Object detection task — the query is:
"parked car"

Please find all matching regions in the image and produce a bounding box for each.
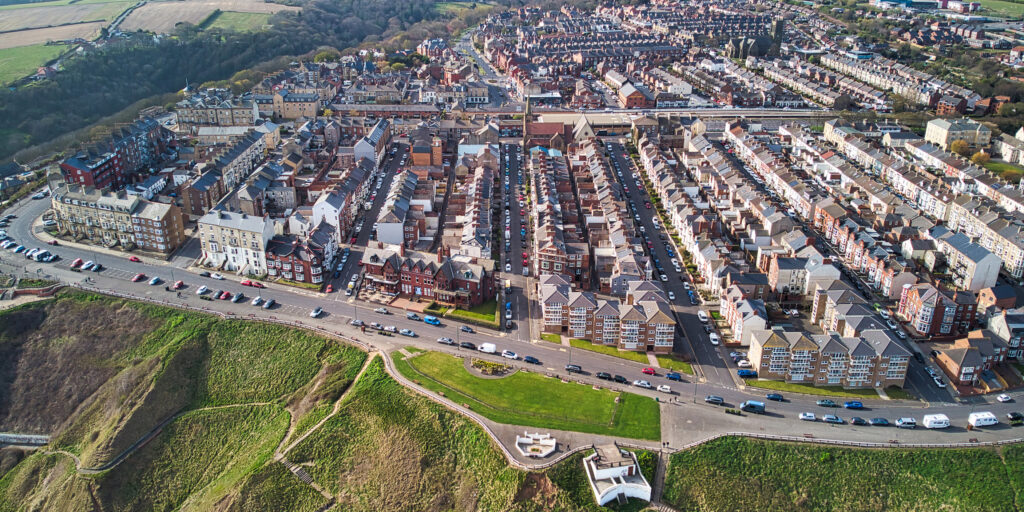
[310,307,323,318]
[399,329,416,337]
[459,341,476,350]
[129,256,141,262]
[501,350,518,360]
[613,375,628,384]
[437,337,454,345]
[666,372,682,382]
[1008,412,1024,426]
[641,367,656,375]
[816,399,838,407]
[565,364,583,373]
[132,273,146,282]
[850,417,868,426]
[869,418,890,426]
[374,307,389,314]
[657,385,672,393]
[704,395,724,405]
[998,394,1013,403]
[196,285,209,295]
[765,393,784,402]
[799,412,816,421]
[262,298,275,309]
[596,372,612,381]
[633,380,652,389]
[350,319,364,327]
[843,401,864,410]
[460,325,474,333]
[709,333,720,346]
[523,356,541,365]
[823,415,844,424]
[231,292,245,303]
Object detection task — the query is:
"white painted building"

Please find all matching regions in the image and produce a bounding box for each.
[584,444,651,507]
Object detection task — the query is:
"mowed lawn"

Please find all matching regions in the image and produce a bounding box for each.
[979,0,1024,16]
[395,350,661,440]
[0,44,65,84]
[744,378,883,399]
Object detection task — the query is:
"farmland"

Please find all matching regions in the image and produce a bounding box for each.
[203,10,272,32]
[0,0,131,31]
[0,43,65,84]
[0,22,104,49]
[120,0,299,33]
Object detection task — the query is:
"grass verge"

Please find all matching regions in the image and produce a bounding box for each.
[570,338,650,364]
[743,379,883,399]
[656,355,694,375]
[394,350,660,440]
[540,333,561,344]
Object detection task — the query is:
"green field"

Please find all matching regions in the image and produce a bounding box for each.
[978,0,1024,17]
[0,44,66,85]
[570,338,651,364]
[0,0,126,10]
[664,436,1024,512]
[394,350,661,440]
[655,354,694,375]
[744,378,883,399]
[204,11,272,32]
[434,1,482,14]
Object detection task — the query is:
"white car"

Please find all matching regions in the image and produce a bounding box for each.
[657,384,672,393]
[505,263,511,272]
[310,307,323,318]
[667,291,676,300]
[399,328,416,337]
[211,273,225,280]
[374,307,389,314]
[196,285,209,295]
[709,333,720,346]
[799,412,816,421]
[501,350,518,360]
[82,260,95,271]
[737,359,751,368]
[998,394,1013,403]
[633,380,652,389]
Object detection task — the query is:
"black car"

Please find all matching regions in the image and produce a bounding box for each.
[460,325,474,333]
[869,417,890,426]
[765,393,784,401]
[913,352,925,363]
[523,356,540,365]
[459,341,476,350]
[200,271,211,277]
[850,417,868,426]
[1008,412,1024,426]
[704,395,724,405]
[565,364,583,373]
[596,372,612,380]
[613,375,628,384]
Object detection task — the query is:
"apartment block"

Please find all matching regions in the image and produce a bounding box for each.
[897,283,977,336]
[197,210,276,275]
[748,328,911,389]
[51,184,185,253]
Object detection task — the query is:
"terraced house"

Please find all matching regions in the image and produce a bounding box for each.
[359,244,495,308]
[748,328,911,389]
[51,184,185,253]
[539,276,676,353]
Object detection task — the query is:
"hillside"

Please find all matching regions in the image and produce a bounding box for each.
[0,291,657,511]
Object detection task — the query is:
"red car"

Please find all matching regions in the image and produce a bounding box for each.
[71,258,83,268]
[522,252,528,258]
[644,202,651,209]
[129,256,141,262]
[132,273,146,282]
[219,291,231,300]
[240,279,252,287]
[250,281,264,289]
[520,209,525,215]
[647,242,654,249]
[172,280,184,290]
[326,284,333,293]
[641,367,656,375]
[350,237,357,244]
[48,240,59,246]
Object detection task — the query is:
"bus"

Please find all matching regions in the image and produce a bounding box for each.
[504,279,512,294]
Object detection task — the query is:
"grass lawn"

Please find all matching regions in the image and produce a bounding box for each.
[709,311,722,320]
[394,350,661,440]
[203,11,272,31]
[664,436,1020,512]
[540,333,562,344]
[983,160,1024,184]
[978,0,1024,16]
[743,379,882,399]
[448,299,497,322]
[655,355,694,375]
[0,44,66,85]
[570,338,651,364]
[883,385,916,401]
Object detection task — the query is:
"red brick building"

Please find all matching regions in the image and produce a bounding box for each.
[360,244,495,308]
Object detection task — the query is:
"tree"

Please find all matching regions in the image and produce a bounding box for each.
[313,49,340,62]
[971,151,991,166]
[390,62,407,71]
[950,139,970,157]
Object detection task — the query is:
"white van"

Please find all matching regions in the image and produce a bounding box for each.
[922,414,950,429]
[697,310,709,323]
[478,343,496,354]
[968,411,998,427]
